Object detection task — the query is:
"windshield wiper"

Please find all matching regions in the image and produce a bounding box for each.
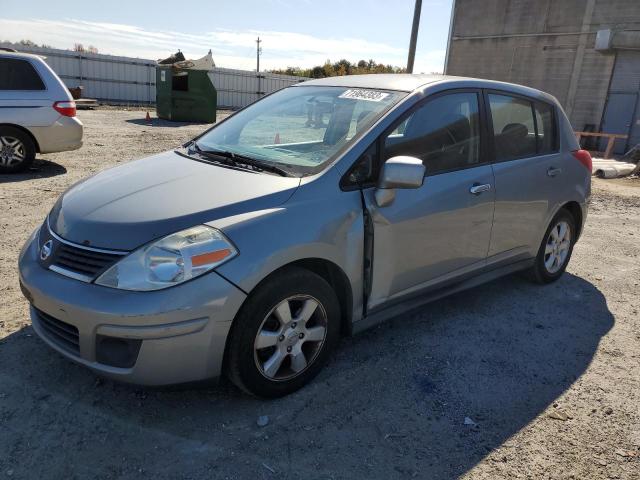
[190,142,292,177]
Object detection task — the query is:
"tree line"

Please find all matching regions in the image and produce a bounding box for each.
[2,43,403,76]
[270,59,406,78]
[1,39,98,53]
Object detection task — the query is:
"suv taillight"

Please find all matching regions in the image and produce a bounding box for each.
[53,101,76,117]
[572,149,592,172]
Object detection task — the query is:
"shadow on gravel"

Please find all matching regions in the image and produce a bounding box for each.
[0,273,613,479]
[0,158,67,183]
[125,118,213,128]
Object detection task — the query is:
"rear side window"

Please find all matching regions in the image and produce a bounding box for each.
[488,94,536,161]
[0,58,46,91]
[534,101,558,154]
[383,92,481,175]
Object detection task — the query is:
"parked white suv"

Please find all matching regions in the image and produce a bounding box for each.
[0,50,83,173]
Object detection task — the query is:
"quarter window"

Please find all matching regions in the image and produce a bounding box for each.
[0,58,46,91]
[383,92,481,175]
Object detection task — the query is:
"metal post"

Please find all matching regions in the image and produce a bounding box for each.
[407,0,422,73]
[443,0,457,74]
[256,36,262,98]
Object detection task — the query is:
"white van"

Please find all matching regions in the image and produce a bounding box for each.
[0,49,83,173]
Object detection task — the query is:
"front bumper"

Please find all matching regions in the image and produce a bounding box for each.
[18,230,246,386]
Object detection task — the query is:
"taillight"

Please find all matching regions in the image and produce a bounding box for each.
[53,101,76,117]
[572,149,592,172]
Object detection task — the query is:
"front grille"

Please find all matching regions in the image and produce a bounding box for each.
[52,243,123,279]
[35,308,80,355]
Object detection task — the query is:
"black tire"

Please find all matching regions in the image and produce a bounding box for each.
[528,209,576,284]
[225,266,340,398]
[0,126,36,173]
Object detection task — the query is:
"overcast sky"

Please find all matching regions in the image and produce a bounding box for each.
[1,0,453,73]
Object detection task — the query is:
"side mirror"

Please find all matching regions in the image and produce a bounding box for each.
[375,156,425,207]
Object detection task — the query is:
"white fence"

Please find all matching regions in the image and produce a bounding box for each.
[0,42,308,109]
[208,67,308,109]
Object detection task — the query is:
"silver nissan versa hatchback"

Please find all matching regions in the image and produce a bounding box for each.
[19,74,592,397]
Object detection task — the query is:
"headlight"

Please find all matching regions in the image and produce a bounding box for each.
[95,225,237,291]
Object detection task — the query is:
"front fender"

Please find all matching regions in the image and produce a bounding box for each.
[210,170,364,320]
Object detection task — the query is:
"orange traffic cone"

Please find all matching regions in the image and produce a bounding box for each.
[145,111,152,125]
[274,132,281,144]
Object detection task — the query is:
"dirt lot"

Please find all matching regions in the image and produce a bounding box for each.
[1,109,639,479]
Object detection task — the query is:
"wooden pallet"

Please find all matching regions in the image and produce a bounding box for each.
[75,98,99,110]
[575,131,628,159]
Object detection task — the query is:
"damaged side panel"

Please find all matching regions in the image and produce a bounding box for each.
[361,194,374,317]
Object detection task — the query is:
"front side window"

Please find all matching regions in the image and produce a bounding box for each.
[0,58,45,91]
[196,86,405,176]
[383,92,481,175]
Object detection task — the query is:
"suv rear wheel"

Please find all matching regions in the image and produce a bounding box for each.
[0,126,36,173]
[225,267,340,398]
[528,209,576,284]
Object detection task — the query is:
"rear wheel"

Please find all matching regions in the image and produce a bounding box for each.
[0,127,36,173]
[225,267,340,397]
[528,209,576,284]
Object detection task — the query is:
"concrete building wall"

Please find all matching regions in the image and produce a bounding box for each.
[445,0,640,136]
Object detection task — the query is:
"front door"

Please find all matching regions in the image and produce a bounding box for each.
[364,91,495,311]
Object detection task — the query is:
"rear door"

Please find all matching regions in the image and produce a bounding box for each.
[486,91,564,263]
[363,90,495,310]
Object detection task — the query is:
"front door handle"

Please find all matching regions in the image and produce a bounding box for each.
[469,183,491,195]
[547,167,562,177]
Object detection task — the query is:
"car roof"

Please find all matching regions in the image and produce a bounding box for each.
[296,74,455,92]
[295,73,559,104]
[0,50,46,61]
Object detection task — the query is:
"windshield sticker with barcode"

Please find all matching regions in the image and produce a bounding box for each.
[339,89,390,102]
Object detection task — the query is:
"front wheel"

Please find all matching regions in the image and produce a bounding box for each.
[225,267,340,397]
[528,209,576,284]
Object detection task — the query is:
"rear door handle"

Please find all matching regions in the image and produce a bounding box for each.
[469,183,491,195]
[547,167,562,177]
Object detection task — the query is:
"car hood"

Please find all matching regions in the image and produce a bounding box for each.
[49,150,301,250]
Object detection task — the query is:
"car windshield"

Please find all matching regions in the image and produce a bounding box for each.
[194,85,405,176]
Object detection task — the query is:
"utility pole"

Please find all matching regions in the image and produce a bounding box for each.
[256,36,262,73]
[406,0,422,73]
[256,36,262,97]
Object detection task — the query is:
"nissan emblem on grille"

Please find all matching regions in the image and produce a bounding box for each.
[40,240,53,261]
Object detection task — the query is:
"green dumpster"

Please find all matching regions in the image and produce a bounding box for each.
[156,65,217,123]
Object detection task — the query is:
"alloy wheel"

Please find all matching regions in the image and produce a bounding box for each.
[0,136,26,168]
[254,295,328,381]
[544,220,571,274]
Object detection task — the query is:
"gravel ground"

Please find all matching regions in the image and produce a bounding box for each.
[0,109,639,479]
